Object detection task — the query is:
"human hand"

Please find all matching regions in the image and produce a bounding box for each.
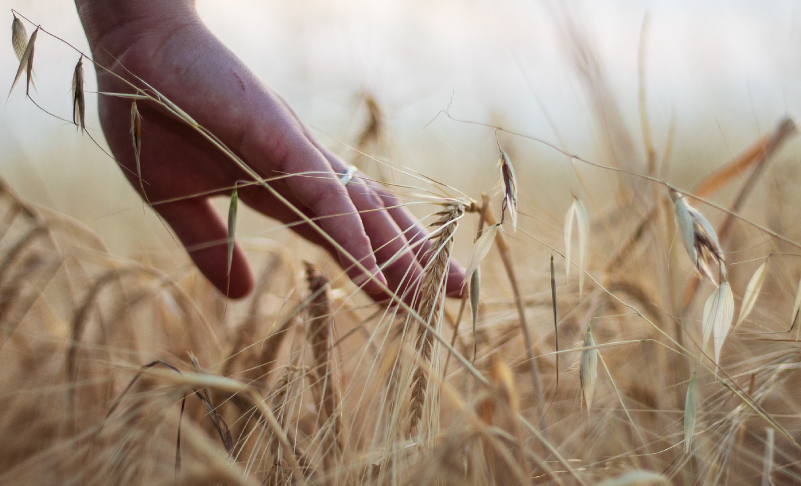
[76,0,465,302]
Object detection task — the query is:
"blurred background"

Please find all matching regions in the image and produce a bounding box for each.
[1,0,800,268]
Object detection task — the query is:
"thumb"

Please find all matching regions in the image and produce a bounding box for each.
[156,198,254,299]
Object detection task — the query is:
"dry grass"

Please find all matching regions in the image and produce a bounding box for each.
[4,9,801,486]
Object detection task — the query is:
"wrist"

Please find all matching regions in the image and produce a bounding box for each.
[74,0,199,65]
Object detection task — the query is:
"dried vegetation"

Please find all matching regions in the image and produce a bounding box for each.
[3,9,801,486]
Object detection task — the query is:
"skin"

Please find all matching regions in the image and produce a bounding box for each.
[74,0,464,302]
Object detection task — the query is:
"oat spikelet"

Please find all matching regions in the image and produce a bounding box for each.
[9,25,37,98]
[580,325,598,414]
[11,14,27,62]
[736,260,767,329]
[226,186,238,277]
[596,471,670,486]
[762,427,775,486]
[409,202,463,432]
[684,371,698,455]
[498,150,518,231]
[670,189,726,283]
[71,56,86,133]
[702,281,734,367]
[130,100,144,195]
[564,197,589,297]
[305,263,342,450]
[463,223,498,284]
[791,276,801,340]
[469,267,480,357]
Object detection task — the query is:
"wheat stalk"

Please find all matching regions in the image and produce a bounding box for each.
[409,201,464,433]
[304,263,342,463]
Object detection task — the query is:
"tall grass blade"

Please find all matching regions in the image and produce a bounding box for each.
[11,14,26,62]
[551,255,559,389]
[580,325,598,414]
[736,261,767,329]
[702,281,734,366]
[498,150,517,231]
[684,371,698,455]
[227,186,238,277]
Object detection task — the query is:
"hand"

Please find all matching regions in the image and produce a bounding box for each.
[76,0,465,301]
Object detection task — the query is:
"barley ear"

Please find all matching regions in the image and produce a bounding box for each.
[683,371,698,455]
[305,263,342,450]
[409,202,463,432]
[736,261,767,329]
[71,56,85,133]
[11,14,27,62]
[227,186,239,277]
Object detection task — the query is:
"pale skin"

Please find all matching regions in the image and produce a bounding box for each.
[74,0,464,301]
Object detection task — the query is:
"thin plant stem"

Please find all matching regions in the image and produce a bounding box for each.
[483,206,547,434]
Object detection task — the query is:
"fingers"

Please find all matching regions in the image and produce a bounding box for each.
[303,126,465,300]
[239,178,422,304]
[343,178,424,303]
[156,198,254,299]
[309,146,425,303]
[239,123,387,298]
[366,181,467,297]
[237,185,342,259]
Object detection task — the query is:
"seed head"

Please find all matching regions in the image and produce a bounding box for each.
[72,56,85,132]
[670,188,726,283]
[498,150,518,231]
[11,14,27,62]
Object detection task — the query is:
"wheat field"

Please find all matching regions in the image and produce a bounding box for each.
[2,4,801,485]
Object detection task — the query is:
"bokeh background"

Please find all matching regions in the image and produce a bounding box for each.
[2,0,800,268]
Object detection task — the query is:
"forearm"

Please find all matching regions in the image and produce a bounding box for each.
[74,0,199,64]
